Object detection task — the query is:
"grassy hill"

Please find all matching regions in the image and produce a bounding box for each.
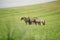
[0,0,60,40]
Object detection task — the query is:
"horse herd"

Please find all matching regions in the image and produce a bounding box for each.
[21,17,45,25]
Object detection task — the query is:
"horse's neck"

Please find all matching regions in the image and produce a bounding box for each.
[22,17,30,21]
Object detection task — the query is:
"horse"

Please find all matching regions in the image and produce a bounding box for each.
[32,17,45,25]
[21,17,32,25]
[36,19,45,25]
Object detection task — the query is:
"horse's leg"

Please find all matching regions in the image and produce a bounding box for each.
[38,22,41,25]
[29,22,32,25]
[34,22,37,25]
[43,22,45,25]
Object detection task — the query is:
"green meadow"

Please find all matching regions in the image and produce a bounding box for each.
[0,0,60,40]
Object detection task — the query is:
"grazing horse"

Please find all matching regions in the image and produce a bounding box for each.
[21,17,32,25]
[33,17,45,25]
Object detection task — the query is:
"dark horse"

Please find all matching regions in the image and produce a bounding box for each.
[20,17,37,25]
[21,17,32,25]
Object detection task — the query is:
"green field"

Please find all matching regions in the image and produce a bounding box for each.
[0,0,60,40]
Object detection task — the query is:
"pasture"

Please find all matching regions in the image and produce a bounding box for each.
[0,1,60,40]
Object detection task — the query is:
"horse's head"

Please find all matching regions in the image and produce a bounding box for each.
[21,17,26,20]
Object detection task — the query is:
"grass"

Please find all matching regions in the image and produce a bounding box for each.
[0,0,60,40]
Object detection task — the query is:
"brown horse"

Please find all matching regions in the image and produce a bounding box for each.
[21,17,32,25]
[33,17,45,25]
[36,19,45,25]
[21,17,38,25]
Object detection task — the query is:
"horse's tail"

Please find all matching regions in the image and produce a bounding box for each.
[28,18,32,25]
[43,20,45,25]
